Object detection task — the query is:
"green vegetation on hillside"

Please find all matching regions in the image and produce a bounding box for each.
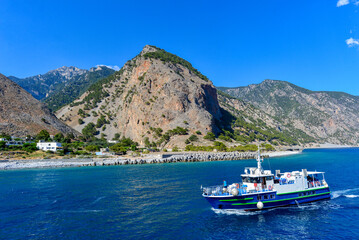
[44,67,115,111]
[143,46,209,82]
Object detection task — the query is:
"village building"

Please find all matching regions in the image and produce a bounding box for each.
[36,141,62,152]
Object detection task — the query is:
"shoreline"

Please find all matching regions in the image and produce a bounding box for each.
[0,150,302,170]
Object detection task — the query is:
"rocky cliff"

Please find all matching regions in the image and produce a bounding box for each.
[9,66,115,111]
[0,74,78,136]
[57,45,222,147]
[219,80,359,145]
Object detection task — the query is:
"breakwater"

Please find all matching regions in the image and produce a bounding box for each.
[0,151,267,170]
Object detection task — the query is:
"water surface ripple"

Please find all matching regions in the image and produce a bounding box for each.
[0,148,358,239]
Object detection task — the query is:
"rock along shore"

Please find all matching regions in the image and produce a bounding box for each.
[0,151,301,170]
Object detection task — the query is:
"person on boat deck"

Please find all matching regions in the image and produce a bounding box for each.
[223,180,227,188]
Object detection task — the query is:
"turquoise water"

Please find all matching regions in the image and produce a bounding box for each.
[1,148,359,239]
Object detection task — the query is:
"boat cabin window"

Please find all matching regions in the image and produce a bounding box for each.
[257,196,262,200]
[242,177,261,183]
[265,176,274,181]
[270,194,275,199]
[264,195,269,200]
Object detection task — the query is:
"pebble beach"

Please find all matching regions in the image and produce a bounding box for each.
[0,150,301,170]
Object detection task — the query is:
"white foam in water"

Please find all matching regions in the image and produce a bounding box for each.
[211,207,276,216]
[345,195,359,198]
[212,208,263,216]
[331,188,359,199]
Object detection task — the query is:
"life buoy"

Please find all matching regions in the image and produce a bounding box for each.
[268,185,273,191]
[236,183,239,189]
[255,186,260,191]
[287,173,291,178]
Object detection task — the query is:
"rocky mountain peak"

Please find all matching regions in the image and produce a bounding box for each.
[57,46,222,147]
[48,66,87,79]
[140,45,160,55]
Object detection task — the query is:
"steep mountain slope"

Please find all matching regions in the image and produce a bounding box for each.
[219,80,359,144]
[9,66,88,100]
[0,74,78,137]
[57,45,222,147]
[43,66,115,111]
[217,91,315,145]
[9,66,115,111]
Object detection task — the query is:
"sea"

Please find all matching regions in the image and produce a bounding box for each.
[1,148,359,240]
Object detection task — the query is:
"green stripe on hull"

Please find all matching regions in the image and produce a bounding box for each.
[277,187,329,196]
[220,198,253,202]
[232,191,331,206]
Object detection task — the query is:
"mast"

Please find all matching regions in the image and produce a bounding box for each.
[257,147,263,173]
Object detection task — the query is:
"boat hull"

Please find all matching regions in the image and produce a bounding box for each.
[204,187,330,211]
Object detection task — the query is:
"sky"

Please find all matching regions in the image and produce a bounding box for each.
[0,0,359,94]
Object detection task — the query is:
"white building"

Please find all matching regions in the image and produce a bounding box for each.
[36,142,62,152]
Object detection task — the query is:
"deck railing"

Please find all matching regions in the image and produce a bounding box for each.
[307,180,325,188]
[202,183,273,196]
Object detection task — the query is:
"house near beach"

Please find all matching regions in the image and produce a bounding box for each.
[0,137,26,146]
[36,141,62,152]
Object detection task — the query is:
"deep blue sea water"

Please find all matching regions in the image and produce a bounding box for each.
[1,148,359,239]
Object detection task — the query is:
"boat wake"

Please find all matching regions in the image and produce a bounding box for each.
[91,196,106,205]
[211,208,273,216]
[331,188,359,199]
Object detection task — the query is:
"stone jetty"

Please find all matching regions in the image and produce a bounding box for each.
[0,151,284,170]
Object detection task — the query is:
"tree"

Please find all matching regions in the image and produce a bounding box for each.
[113,133,121,141]
[82,123,98,139]
[0,141,6,150]
[22,143,37,152]
[213,141,227,151]
[78,118,84,125]
[0,133,11,141]
[54,133,64,142]
[188,134,199,142]
[204,132,215,141]
[109,144,128,154]
[85,145,100,152]
[36,130,51,141]
[265,144,275,151]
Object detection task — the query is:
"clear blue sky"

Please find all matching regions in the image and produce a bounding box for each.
[1,0,359,94]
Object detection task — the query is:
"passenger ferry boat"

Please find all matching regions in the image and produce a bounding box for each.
[202,150,331,211]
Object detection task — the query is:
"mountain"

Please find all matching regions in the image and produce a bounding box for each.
[218,80,359,145]
[56,46,302,148]
[217,90,315,145]
[8,66,87,100]
[9,66,115,111]
[56,45,222,147]
[0,74,78,137]
[43,66,115,111]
